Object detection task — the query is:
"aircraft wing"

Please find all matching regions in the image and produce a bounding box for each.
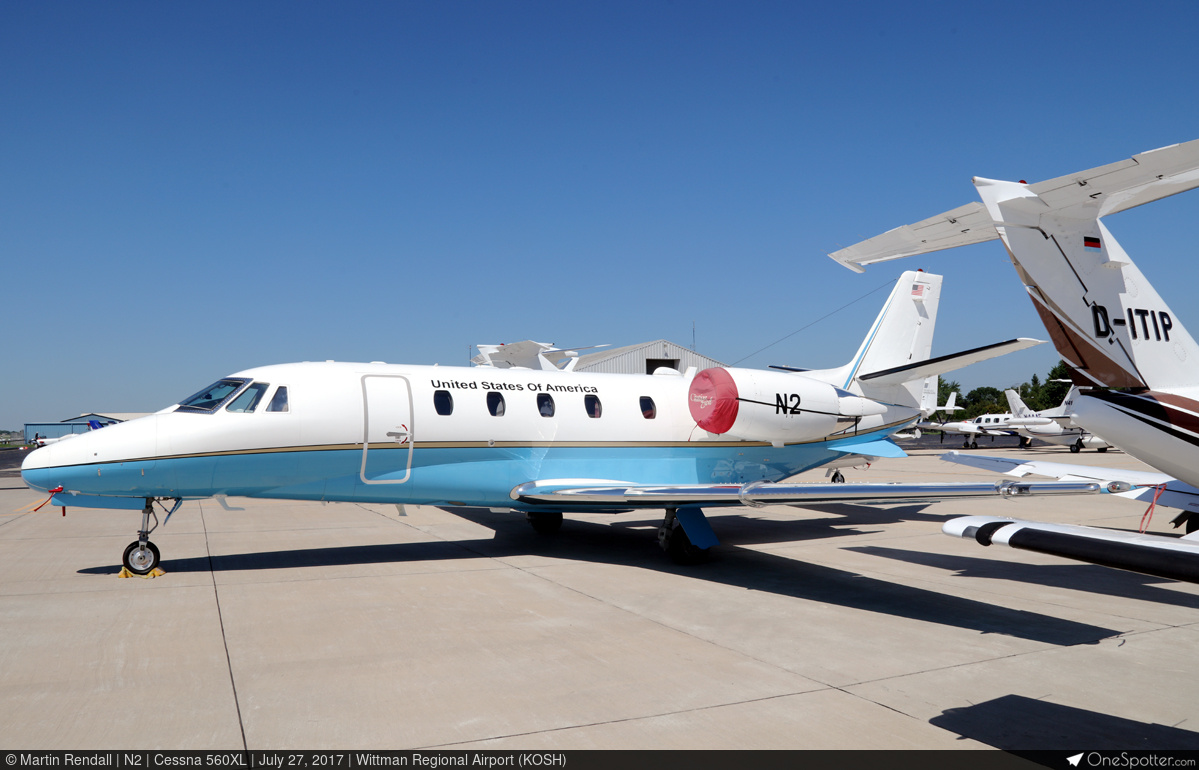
[828,139,1199,273]
[510,477,1124,509]
[944,516,1199,584]
[940,451,1199,514]
[828,202,999,273]
[1005,417,1060,427]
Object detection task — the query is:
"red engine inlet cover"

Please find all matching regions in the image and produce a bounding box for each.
[688,368,739,434]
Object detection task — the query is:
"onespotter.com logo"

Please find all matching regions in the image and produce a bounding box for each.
[1067,752,1196,768]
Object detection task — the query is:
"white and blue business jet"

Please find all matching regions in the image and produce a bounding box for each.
[22,270,1082,575]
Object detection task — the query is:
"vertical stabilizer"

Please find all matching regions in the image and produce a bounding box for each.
[810,271,942,407]
[829,139,1199,394]
[1005,389,1029,418]
[974,175,1199,392]
[919,376,938,417]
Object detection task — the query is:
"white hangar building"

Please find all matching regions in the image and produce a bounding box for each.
[574,339,725,375]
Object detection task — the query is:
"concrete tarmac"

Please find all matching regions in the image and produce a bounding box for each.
[1,440,1198,751]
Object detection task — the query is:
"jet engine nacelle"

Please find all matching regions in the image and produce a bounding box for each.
[687,367,886,444]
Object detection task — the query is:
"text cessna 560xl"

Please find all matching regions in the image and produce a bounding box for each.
[22,271,1091,575]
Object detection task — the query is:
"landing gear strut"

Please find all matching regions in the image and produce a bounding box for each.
[123,500,161,575]
[526,510,563,534]
[658,508,710,565]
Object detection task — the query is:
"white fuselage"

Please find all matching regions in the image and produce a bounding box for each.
[21,361,917,510]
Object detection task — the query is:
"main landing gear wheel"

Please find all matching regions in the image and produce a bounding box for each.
[122,540,160,575]
[662,522,708,565]
[658,509,710,565]
[969,440,978,450]
[1070,440,1082,453]
[526,511,563,535]
[1097,447,1108,453]
[831,470,846,484]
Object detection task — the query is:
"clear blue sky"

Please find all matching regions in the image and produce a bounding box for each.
[5,1,1199,430]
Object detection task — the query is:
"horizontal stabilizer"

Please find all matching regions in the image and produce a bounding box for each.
[944,515,1199,584]
[858,338,1043,385]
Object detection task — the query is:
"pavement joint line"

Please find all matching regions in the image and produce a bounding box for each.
[199,502,250,752]
[835,683,931,725]
[209,564,515,590]
[516,546,1153,696]
[419,687,838,749]
[838,638,1123,694]
[496,549,864,689]
[0,513,26,528]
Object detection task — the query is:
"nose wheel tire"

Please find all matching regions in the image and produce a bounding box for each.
[123,541,160,575]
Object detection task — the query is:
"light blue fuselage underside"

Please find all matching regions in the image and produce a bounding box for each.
[23,427,900,511]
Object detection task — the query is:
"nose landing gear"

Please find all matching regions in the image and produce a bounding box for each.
[120,498,180,576]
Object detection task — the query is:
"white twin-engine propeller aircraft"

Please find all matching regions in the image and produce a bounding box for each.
[22,270,1088,575]
[831,137,1199,583]
[1004,386,1113,453]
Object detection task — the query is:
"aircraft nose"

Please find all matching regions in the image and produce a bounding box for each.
[20,445,57,492]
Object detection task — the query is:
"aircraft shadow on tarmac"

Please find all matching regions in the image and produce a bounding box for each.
[78,505,1121,647]
[931,693,1199,751]
[847,545,1199,609]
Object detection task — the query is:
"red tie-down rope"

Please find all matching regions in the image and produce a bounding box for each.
[31,486,66,516]
[1139,483,1168,533]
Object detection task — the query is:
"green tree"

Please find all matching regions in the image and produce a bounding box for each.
[962,386,1004,419]
[1042,360,1074,407]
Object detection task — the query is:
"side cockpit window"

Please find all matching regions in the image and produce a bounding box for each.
[266,386,290,413]
[640,396,656,419]
[177,378,250,413]
[226,382,270,413]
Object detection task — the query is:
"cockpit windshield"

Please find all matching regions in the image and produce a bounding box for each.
[176,378,251,413]
[226,382,270,413]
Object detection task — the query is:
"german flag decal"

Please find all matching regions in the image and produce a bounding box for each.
[1084,236,1102,249]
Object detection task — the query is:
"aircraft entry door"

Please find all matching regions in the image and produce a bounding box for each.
[360,374,414,484]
